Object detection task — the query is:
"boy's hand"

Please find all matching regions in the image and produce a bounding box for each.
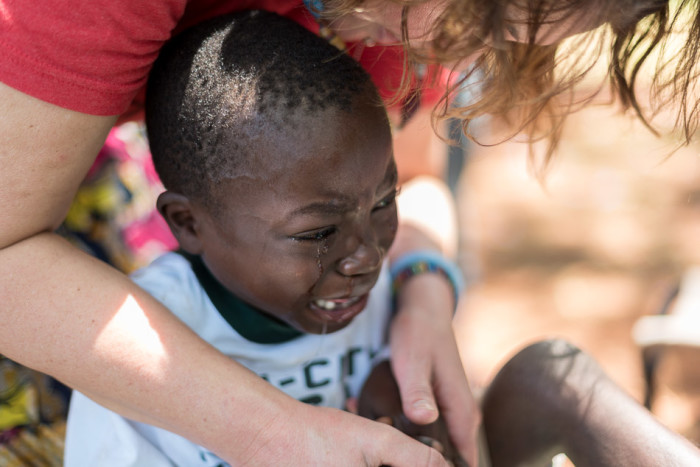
[390,273,481,467]
[357,360,468,466]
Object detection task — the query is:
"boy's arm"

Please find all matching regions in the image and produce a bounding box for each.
[0,82,450,466]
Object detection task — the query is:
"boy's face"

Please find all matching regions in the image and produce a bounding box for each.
[194,102,397,334]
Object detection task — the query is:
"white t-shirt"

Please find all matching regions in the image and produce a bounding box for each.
[64,252,392,466]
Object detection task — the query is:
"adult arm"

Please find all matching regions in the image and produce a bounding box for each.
[0,82,449,466]
[389,109,481,467]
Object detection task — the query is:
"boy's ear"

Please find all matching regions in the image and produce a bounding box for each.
[157,191,204,255]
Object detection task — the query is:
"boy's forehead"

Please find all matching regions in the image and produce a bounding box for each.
[245,102,389,169]
[214,102,392,205]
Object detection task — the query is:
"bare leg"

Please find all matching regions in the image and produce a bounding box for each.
[482,339,700,467]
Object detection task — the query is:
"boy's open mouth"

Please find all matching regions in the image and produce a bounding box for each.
[313,295,364,311]
[310,294,370,324]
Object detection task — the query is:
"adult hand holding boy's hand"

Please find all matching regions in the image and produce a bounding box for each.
[243,395,450,466]
[356,360,466,466]
[390,273,481,467]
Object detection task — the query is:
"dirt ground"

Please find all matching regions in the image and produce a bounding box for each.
[451,96,700,446]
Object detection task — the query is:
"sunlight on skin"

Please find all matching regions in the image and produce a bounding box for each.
[397,176,458,258]
[94,294,168,377]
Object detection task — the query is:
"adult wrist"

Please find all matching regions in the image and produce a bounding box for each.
[390,250,464,314]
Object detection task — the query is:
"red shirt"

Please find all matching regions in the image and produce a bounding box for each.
[0,0,445,119]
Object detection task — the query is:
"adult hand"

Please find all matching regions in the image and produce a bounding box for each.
[389,272,481,467]
[241,398,451,467]
[356,360,465,465]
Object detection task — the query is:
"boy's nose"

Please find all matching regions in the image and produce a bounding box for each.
[338,241,383,277]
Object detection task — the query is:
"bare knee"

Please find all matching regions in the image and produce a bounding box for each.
[495,339,606,391]
[482,340,609,464]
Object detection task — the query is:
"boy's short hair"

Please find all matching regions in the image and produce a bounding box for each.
[146,10,380,208]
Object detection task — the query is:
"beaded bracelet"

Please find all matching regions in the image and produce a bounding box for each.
[389,250,465,312]
[302,0,346,51]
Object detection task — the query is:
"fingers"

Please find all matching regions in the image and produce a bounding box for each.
[346,397,359,414]
[375,429,451,467]
[400,377,440,425]
[305,406,450,467]
[431,339,481,467]
[396,357,439,425]
[387,271,477,465]
[415,435,446,456]
[375,414,455,465]
[389,306,480,466]
[437,385,480,467]
[390,313,440,425]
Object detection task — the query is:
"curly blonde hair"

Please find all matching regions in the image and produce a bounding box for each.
[323,0,700,170]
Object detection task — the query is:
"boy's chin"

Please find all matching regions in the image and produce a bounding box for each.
[300,311,361,334]
[303,320,354,335]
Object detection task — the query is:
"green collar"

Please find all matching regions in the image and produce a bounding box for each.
[178,251,302,344]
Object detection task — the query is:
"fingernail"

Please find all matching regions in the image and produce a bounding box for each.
[413,399,436,412]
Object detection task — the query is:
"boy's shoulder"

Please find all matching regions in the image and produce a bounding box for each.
[130,251,195,291]
[129,251,212,327]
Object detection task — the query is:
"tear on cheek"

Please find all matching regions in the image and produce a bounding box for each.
[315,239,330,279]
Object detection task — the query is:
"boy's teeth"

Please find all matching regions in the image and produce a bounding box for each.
[314,297,359,311]
[316,300,336,310]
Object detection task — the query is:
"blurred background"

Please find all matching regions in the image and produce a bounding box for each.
[452,83,700,445]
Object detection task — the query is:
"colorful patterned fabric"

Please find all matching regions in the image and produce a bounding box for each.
[1,122,175,465]
[0,356,70,466]
[59,122,177,274]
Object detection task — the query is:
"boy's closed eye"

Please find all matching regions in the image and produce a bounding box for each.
[373,186,400,211]
[289,186,399,243]
[290,226,338,242]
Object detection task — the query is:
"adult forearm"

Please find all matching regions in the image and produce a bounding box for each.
[391,176,459,262]
[389,173,460,321]
[0,232,292,461]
